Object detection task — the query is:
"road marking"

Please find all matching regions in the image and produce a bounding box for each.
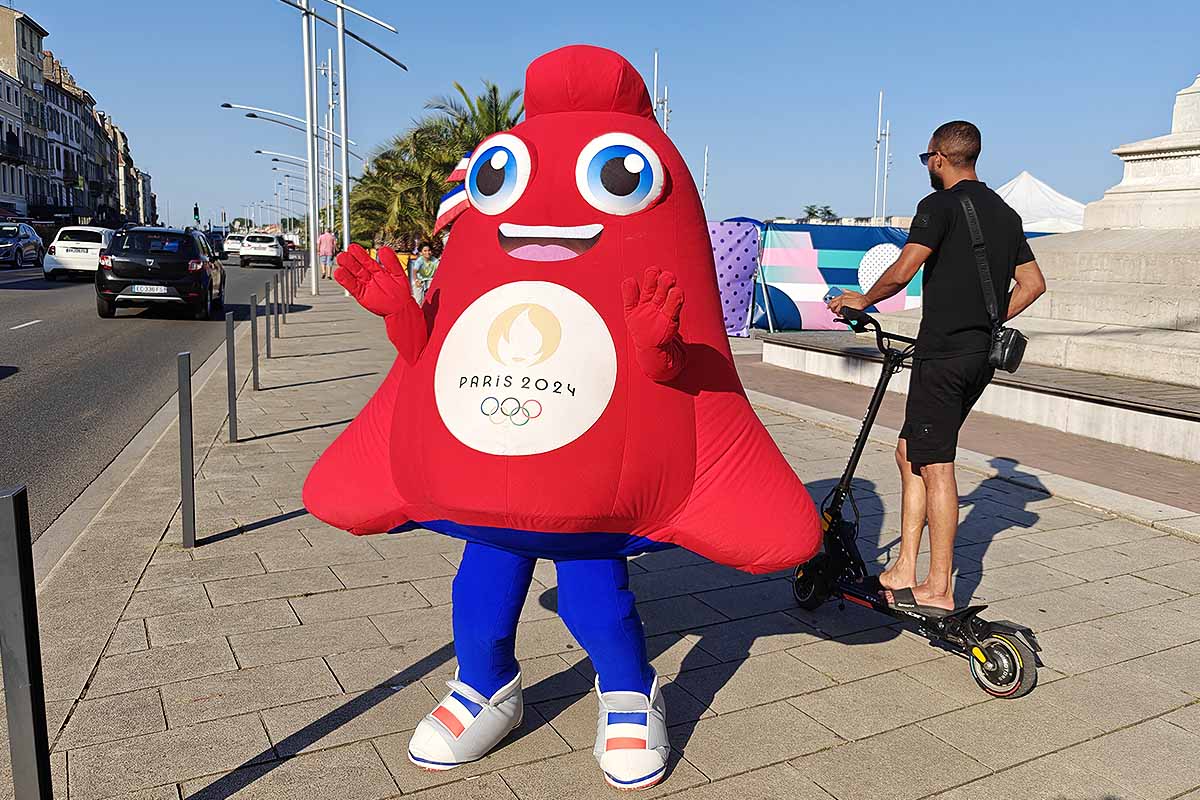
[10,319,41,330]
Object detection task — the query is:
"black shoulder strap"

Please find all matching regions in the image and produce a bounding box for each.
[956,193,1000,327]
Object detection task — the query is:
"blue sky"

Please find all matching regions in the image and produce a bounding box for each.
[24,0,1200,225]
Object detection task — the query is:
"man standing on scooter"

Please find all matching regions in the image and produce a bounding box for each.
[828,120,1046,612]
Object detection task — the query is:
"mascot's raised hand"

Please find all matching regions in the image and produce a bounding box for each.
[622,267,686,382]
[335,244,429,364]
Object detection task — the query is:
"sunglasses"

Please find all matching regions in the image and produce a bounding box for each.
[919,151,939,166]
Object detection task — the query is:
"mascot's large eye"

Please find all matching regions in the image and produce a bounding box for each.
[466,134,532,215]
[575,133,664,216]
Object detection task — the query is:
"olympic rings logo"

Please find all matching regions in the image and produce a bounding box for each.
[480,396,544,427]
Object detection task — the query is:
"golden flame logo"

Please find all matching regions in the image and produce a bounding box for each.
[487,304,562,367]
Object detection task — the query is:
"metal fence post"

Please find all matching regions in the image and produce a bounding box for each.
[178,352,195,549]
[250,292,260,390]
[273,274,282,338]
[0,485,54,800]
[225,311,237,443]
[264,281,272,358]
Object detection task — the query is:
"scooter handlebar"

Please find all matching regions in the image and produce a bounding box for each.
[835,306,877,333]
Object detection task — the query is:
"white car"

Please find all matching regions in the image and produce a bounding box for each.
[224,234,244,257]
[239,234,284,268]
[43,226,114,279]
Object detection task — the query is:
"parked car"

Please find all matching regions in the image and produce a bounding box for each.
[43,226,114,280]
[0,222,43,269]
[95,227,226,320]
[224,234,245,258]
[240,233,285,268]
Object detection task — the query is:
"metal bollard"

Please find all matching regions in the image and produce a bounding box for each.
[0,486,54,799]
[178,353,195,549]
[250,293,260,390]
[281,271,288,323]
[264,281,272,358]
[225,311,237,443]
[273,274,282,338]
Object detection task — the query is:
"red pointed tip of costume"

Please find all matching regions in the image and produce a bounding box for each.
[525,45,654,120]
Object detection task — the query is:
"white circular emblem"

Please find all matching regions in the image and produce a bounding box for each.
[857,243,901,291]
[434,281,617,456]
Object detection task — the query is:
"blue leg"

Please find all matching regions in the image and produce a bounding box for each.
[556,557,653,694]
[452,541,535,697]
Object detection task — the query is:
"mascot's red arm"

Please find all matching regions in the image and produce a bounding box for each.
[300,245,422,535]
[622,267,686,382]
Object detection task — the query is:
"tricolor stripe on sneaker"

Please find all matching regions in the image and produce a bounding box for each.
[604,712,649,751]
[430,692,481,738]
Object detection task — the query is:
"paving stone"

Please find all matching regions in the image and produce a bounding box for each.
[332,553,458,588]
[513,616,583,661]
[1136,559,1200,594]
[689,611,825,662]
[204,566,343,607]
[257,536,384,572]
[1062,717,1200,800]
[791,670,963,740]
[502,653,592,705]
[44,537,153,592]
[952,536,1061,570]
[1162,702,1200,734]
[627,563,761,603]
[105,619,149,656]
[678,699,840,780]
[565,632,719,684]
[370,532,465,560]
[1124,641,1200,696]
[1091,603,1200,651]
[261,681,436,756]
[957,561,1082,603]
[637,595,728,636]
[790,725,988,800]
[138,553,265,591]
[500,748,706,799]
[146,598,300,647]
[1019,517,1160,553]
[229,617,386,668]
[181,740,399,799]
[325,641,458,694]
[662,763,835,800]
[189,527,312,561]
[630,548,709,572]
[67,713,272,800]
[788,628,940,683]
[1001,503,1107,531]
[161,657,341,728]
[927,750,1143,800]
[1035,619,1159,675]
[402,773,519,800]
[693,578,798,619]
[1040,661,1194,731]
[289,582,429,624]
[787,601,894,638]
[376,705,571,793]
[671,650,832,714]
[1113,534,1200,564]
[87,637,238,698]
[37,585,132,702]
[55,687,166,750]
[919,696,1101,769]
[123,584,212,620]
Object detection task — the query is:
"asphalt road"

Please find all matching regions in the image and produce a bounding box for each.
[0,261,287,540]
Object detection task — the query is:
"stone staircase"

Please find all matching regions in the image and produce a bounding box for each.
[876,228,1200,387]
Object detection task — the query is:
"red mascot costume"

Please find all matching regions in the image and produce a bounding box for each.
[305,44,820,790]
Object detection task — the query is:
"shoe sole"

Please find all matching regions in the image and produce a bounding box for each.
[603,766,666,791]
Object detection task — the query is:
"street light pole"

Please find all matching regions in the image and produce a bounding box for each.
[325,48,335,240]
[300,0,320,294]
[335,3,351,249]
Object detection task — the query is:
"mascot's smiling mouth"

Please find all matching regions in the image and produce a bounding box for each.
[498,223,603,262]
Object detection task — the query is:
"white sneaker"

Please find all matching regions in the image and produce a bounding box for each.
[408,672,523,771]
[592,675,669,790]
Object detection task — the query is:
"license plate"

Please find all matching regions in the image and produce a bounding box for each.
[132,285,168,295]
[66,247,88,253]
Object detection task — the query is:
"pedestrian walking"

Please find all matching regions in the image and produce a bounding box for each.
[828,120,1046,613]
[409,242,439,305]
[318,229,337,280]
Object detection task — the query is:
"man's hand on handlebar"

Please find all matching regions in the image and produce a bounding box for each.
[827,289,869,315]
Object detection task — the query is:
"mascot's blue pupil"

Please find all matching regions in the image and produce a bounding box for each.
[589,145,650,202]
[473,146,514,198]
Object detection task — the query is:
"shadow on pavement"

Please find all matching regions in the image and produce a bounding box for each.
[0,365,17,381]
[262,372,377,391]
[270,347,368,359]
[196,507,311,546]
[240,418,355,442]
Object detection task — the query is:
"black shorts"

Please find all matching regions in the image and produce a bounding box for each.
[900,352,994,466]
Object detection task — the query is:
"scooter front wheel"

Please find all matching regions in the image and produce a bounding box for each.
[969,633,1037,699]
[792,553,830,610]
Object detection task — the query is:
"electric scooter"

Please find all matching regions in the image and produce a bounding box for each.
[791,306,1041,699]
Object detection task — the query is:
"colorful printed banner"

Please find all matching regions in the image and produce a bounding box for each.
[708,221,760,337]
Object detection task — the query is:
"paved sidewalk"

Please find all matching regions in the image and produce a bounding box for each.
[4,288,1200,799]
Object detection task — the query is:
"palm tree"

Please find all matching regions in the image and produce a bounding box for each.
[350,80,523,248]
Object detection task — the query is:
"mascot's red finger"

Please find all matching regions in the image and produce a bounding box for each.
[663,287,684,321]
[651,272,675,306]
[638,268,659,304]
[620,277,640,312]
[378,247,405,277]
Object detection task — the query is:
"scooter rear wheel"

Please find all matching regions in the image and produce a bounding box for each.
[792,553,830,610]
[969,633,1037,699]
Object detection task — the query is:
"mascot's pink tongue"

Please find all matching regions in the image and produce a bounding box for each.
[509,243,577,262]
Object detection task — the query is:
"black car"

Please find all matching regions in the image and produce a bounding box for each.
[95,227,226,320]
[0,222,44,269]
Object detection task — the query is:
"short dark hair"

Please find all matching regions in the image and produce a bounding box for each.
[419,242,432,251]
[930,120,981,167]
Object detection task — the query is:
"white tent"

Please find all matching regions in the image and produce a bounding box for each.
[996,170,1086,233]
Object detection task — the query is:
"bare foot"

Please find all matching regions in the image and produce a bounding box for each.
[878,561,915,592]
[910,581,955,611]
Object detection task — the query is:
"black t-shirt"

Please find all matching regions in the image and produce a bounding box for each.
[906,180,1035,358]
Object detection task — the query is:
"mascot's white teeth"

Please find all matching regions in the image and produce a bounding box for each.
[498,223,604,262]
